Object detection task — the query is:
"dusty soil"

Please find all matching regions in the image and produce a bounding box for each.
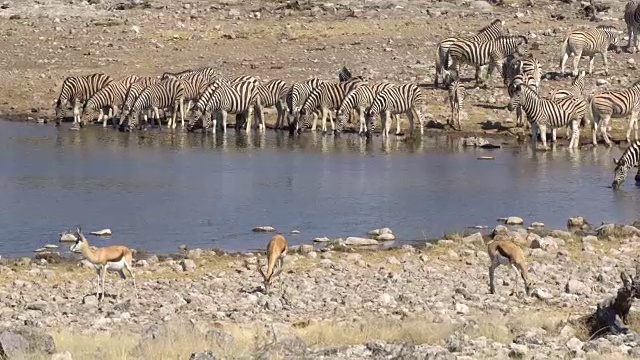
[0,0,638,146]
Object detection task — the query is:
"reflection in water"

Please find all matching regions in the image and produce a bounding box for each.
[1,121,640,257]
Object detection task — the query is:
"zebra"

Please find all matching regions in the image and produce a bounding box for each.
[549,71,588,142]
[162,66,218,82]
[121,78,185,131]
[254,79,289,131]
[365,83,425,138]
[119,76,160,127]
[55,73,113,127]
[625,0,640,53]
[335,81,399,135]
[187,79,257,134]
[178,72,211,117]
[508,82,586,149]
[447,35,528,88]
[434,19,507,88]
[444,70,465,131]
[612,140,640,188]
[299,78,365,134]
[286,78,325,134]
[80,75,139,128]
[560,25,621,77]
[338,66,353,83]
[589,80,640,146]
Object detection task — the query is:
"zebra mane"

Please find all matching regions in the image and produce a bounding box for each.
[494,35,528,44]
[478,19,503,33]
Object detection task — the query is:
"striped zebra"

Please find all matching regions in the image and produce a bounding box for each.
[589,80,640,146]
[286,78,325,134]
[366,83,425,138]
[119,77,160,127]
[549,71,588,142]
[55,73,113,127]
[560,25,621,77]
[299,78,365,134]
[625,0,640,53]
[444,70,465,131]
[178,72,211,118]
[338,66,353,83]
[508,83,586,149]
[80,75,139,128]
[447,35,528,88]
[612,140,640,188]
[121,78,185,131]
[187,79,257,134]
[335,81,400,135]
[254,79,289,131]
[506,72,538,130]
[434,19,507,88]
[162,66,218,82]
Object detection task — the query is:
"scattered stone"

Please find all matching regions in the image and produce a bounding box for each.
[531,222,545,227]
[462,136,489,147]
[375,233,396,241]
[344,237,378,246]
[313,237,330,243]
[509,343,528,358]
[299,244,314,254]
[462,232,485,246]
[290,230,300,234]
[180,259,196,272]
[506,217,524,225]
[596,223,616,237]
[90,228,112,236]
[596,79,609,86]
[368,227,393,236]
[52,351,73,360]
[565,279,588,295]
[566,337,584,352]
[532,288,553,300]
[455,303,470,314]
[567,217,587,228]
[189,351,217,360]
[252,226,276,232]
[0,326,56,357]
[59,231,78,242]
[530,237,558,251]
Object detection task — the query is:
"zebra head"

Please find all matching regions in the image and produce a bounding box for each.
[507,84,522,112]
[54,98,66,126]
[443,69,459,87]
[612,157,631,189]
[186,106,206,132]
[597,25,623,52]
[123,112,140,132]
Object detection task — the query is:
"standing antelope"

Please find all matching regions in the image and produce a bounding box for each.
[70,226,138,302]
[488,240,533,297]
[258,234,288,293]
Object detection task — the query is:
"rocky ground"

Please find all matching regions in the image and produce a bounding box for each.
[3,219,640,358]
[0,0,638,145]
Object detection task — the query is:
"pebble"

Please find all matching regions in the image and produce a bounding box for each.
[506,217,524,225]
[252,226,276,232]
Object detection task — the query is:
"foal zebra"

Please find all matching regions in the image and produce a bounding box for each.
[625,0,640,53]
[508,83,586,149]
[444,70,465,131]
[448,35,528,88]
[434,19,507,88]
[55,73,113,127]
[590,80,640,146]
[121,78,185,131]
[612,140,640,188]
[187,80,257,134]
[560,25,621,76]
[366,83,425,138]
[549,71,588,142]
[286,79,324,134]
[336,81,399,135]
[299,78,365,134]
[255,79,289,131]
[81,75,139,127]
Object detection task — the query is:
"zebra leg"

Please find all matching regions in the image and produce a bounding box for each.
[415,108,424,135]
[572,50,582,77]
[212,112,218,134]
[248,105,255,132]
[628,111,639,143]
[551,128,557,143]
[601,114,612,146]
[320,108,329,134]
[395,114,401,135]
[179,98,185,129]
[570,119,580,149]
[221,110,228,134]
[329,109,336,134]
[560,52,569,76]
[73,101,81,127]
[383,111,391,138]
[531,123,539,149]
[539,124,548,150]
[154,107,162,130]
[406,110,415,136]
[600,52,608,76]
[588,56,596,76]
[592,114,599,146]
[359,109,366,135]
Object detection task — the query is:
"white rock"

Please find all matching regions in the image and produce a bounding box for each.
[90,229,112,236]
[530,236,558,251]
[307,251,317,259]
[345,237,378,246]
[628,58,636,65]
[455,303,470,314]
[52,351,73,360]
[59,232,78,242]
[376,233,396,241]
[313,237,330,243]
[531,222,545,227]
[290,230,300,234]
[130,25,140,35]
[180,259,196,272]
[368,227,393,236]
[532,288,553,300]
[559,325,575,339]
[379,293,393,304]
[596,79,609,86]
[506,217,524,225]
[299,244,314,254]
[252,226,275,232]
[462,232,484,246]
[566,337,584,352]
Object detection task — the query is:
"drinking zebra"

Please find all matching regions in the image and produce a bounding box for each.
[299,78,365,134]
[447,35,528,88]
[507,72,537,129]
[55,73,113,127]
[589,80,640,146]
[612,140,640,188]
[187,79,257,134]
[286,79,325,134]
[560,25,621,77]
[121,78,185,131]
[119,77,160,127]
[625,0,640,53]
[508,83,586,149]
[254,79,289,131]
[80,75,139,128]
[366,83,425,138]
[444,70,465,131]
[434,19,507,88]
[335,81,399,135]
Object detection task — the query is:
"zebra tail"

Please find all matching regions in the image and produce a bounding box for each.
[559,36,569,68]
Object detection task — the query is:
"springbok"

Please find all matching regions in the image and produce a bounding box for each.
[70,226,137,302]
[488,240,533,297]
[258,234,288,293]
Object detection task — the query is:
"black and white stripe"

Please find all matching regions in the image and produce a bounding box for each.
[162,66,218,82]
[254,79,289,131]
[448,35,528,87]
[286,78,325,134]
[549,71,587,142]
[55,73,113,127]
[336,81,396,135]
[119,77,160,127]
[508,83,586,149]
[299,78,365,134]
[589,80,640,146]
[366,83,425,138]
[444,70,465,130]
[121,78,185,131]
[612,140,640,188]
[178,72,211,116]
[187,80,257,134]
[81,75,139,128]
[625,0,640,54]
[507,72,538,129]
[434,19,507,88]
[560,25,621,76]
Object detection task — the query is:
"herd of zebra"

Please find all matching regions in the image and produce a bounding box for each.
[52,2,640,152]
